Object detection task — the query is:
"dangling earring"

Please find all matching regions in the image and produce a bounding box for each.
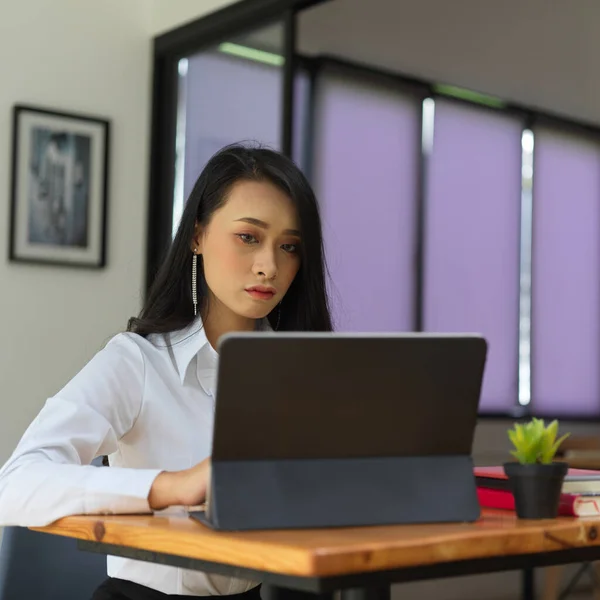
[192,250,198,316]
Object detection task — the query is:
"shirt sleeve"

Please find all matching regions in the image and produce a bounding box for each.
[0,334,163,527]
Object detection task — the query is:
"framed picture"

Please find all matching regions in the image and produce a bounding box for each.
[9,104,110,268]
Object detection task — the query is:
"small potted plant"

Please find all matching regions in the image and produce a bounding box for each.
[504,418,570,519]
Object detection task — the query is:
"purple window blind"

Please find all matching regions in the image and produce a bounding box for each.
[424,99,522,413]
[183,51,282,199]
[531,126,600,417]
[311,68,420,331]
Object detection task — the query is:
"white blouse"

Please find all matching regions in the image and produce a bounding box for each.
[0,317,261,596]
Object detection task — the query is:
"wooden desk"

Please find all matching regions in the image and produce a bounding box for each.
[32,510,600,598]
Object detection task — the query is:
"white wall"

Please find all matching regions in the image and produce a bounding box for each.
[151,0,237,35]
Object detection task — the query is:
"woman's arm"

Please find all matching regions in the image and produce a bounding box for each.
[0,334,162,527]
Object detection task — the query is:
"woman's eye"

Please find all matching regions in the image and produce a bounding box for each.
[282,243,298,254]
[237,233,257,244]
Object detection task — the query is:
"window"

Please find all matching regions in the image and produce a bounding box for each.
[531,125,600,417]
[423,99,522,413]
[311,67,420,331]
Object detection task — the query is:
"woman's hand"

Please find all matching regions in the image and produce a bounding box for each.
[148,457,211,510]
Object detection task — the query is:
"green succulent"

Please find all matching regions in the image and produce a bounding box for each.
[508,418,570,465]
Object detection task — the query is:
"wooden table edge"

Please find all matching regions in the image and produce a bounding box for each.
[30,512,600,578]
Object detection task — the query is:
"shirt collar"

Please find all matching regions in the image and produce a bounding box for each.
[167,317,212,385]
[167,316,273,385]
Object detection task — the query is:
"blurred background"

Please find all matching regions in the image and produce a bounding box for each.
[2,1,600,597]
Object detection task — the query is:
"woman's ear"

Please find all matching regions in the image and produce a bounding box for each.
[190,222,203,254]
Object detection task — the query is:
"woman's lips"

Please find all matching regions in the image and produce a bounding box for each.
[245,286,276,300]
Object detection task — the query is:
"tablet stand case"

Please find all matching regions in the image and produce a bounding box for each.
[190,334,487,531]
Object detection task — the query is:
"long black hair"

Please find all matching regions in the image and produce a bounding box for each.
[128,144,333,336]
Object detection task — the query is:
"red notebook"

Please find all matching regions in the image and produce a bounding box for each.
[475,465,600,479]
[476,486,600,517]
[475,465,600,494]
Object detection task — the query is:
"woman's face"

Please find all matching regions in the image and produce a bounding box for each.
[194,179,302,322]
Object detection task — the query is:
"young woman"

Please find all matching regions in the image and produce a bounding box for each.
[0,144,333,599]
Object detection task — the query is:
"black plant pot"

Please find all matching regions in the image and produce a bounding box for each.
[503,461,568,519]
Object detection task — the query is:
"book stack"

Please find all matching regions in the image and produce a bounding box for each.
[475,466,600,517]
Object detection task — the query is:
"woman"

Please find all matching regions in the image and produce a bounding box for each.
[0,144,333,599]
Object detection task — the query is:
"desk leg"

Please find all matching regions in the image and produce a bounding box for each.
[340,587,391,600]
[523,568,535,600]
[261,585,334,600]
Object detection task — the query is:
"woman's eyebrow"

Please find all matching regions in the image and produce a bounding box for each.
[234,217,301,237]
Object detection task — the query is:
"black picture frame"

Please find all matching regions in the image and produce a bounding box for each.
[9,104,110,268]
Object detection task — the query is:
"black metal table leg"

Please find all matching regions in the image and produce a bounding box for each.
[340,586,391,600]
[261,585,334,600]
[522,568,535,600]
